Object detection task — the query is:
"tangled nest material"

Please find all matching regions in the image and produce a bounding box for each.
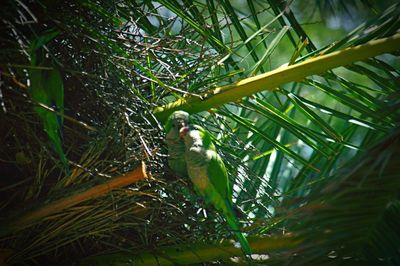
[0,1,231,264]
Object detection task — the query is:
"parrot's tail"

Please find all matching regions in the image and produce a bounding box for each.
[224,201,252,261]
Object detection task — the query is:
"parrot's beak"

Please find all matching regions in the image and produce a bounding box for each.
[179,126,189,138]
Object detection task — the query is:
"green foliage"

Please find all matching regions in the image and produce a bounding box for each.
[0,0,399,265]
[283,128,400,265]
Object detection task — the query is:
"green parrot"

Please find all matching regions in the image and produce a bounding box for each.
[28,29,69,174]
[178,118,253,261]
[164,111,190,177]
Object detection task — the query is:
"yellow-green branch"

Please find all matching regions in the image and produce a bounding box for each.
[81,235,299,265]
[153,33,400,122]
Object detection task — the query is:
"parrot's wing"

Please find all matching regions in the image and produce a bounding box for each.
[207,152,231,202]
[46,68,64,124]
[194,125,216,151]
[207,154,251,258]
[29,62,68,174]
[195,125,232,201]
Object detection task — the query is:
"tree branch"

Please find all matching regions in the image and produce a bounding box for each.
[80,235,299,265]
[153,33,400,122]
[0,162,148,236]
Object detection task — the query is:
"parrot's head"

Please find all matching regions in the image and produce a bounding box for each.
[165,111,190,141]
[179,126,190,139]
